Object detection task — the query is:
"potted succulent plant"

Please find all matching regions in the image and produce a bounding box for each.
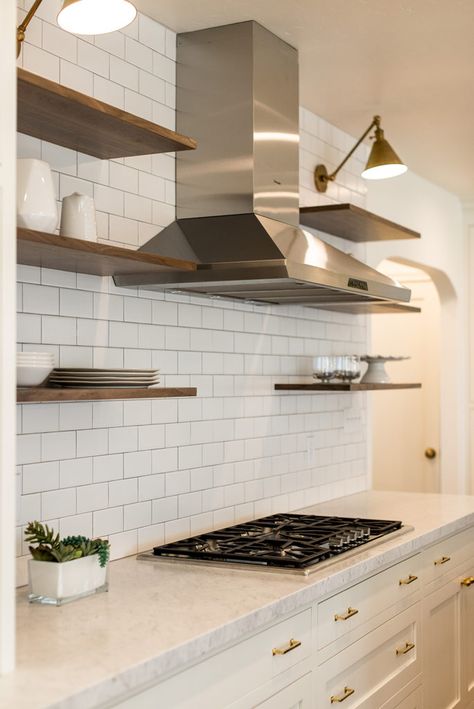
[25,521,110,605]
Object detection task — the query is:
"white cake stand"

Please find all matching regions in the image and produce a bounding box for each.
[360,356,410,384]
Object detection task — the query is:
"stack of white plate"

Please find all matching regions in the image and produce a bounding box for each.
[17,352,55,387]
[48,368,160,388]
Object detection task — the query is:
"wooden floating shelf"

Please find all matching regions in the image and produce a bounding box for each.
[299,204,420,242]
[275,383,422,392]
[17,387,197,403]
[17,228,196,277]
[17,68,197,159]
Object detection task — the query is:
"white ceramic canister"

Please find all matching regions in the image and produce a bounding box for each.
[60,192,97,241]
[17,158,58,233]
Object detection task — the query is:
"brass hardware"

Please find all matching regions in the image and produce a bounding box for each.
[17,0,45,57]
[461,577,474,588]
[272,638,301,656]
[399,574,418,586]
[396,641,415,656]
[434,556,451,566]
[334,607,359,622]
[314,115,406,193]
[330,687,355,703]
[425,447,437,459]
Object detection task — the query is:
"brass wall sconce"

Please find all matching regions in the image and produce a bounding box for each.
[314,115,407,193]
[17,0,137,57]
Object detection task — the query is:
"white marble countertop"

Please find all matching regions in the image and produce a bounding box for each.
[2,490,474,709]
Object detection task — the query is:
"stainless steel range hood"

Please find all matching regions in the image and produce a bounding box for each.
[115,21,410,309]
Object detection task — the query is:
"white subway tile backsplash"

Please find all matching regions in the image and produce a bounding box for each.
[23,461,59,494]
[109,426,138,454]
[60,59,93,94]
[78,40,109,77]
[152,496,177,524]
[23,284,59,315]
[93,507,123,537]
[93,75,125,109]
[77,428,109,458]
[110,55,139,91]
[124,501,151,530]
[42,488,76,520]
[41,431,76,461]
[125,36,153,71]
[93,453,123,483]
[23,43,59,81]
[23,404,59,434]
[60,457,93,488]
[123,400,152,426]
[16,8,368,573]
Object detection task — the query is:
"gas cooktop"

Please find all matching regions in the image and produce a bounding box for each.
[139,513,408,576]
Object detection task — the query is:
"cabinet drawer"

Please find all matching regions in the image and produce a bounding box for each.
[111,609,311,709]
[422,527,474,588]
[316,555,420,650]
[315,604,420,709]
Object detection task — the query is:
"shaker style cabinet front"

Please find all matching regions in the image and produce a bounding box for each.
[253,674,312,709]
[422,528,474,709]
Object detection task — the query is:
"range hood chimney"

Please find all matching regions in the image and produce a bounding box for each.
[115,21,410,309]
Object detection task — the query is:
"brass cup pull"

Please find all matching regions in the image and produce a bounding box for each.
[331,687,355,703]
[334,606,359,622]
[399,574,418,586]
[461,577,474,588]
[396,641,415,656]
[272,638,301,656]
[434,556,451,566]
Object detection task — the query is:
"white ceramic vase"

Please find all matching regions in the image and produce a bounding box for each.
[17,158,58,233]
[60,192,97,241]
[28,555,109,605]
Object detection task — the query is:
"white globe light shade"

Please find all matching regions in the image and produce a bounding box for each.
[57,0,137,36]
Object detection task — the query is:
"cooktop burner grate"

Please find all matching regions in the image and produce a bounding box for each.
[151,513,403,569]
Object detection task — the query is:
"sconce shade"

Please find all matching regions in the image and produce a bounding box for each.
[57,0,137,35]
[361,128,407,180]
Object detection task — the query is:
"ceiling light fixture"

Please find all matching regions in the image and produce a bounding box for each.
[17,0,137,57]
[314,115,407,193]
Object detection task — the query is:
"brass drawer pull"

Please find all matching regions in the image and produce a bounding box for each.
[434,555,451,566]
[461,577,474,587]
[399,574,418,586]
[396,641,415,656]
[334,607,359,622]
[330,687,355,703]
[272,638,301,656]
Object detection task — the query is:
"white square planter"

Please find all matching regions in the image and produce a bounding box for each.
[28,555,109,605]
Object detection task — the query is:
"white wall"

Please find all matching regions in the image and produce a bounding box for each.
[365,172,467,494]
[15,2,371,584]
[0,0,17,676]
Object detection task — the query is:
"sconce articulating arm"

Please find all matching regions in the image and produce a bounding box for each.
[314,115,381,193]
[17,0,45,58]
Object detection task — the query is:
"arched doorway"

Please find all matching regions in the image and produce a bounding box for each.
[370,260,441,492]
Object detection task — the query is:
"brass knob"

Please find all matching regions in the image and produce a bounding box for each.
[425,447,437,459]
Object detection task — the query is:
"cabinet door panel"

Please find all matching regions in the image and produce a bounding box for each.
[254,673,312,709]
[423,578,461,709]
[461,565,474,704]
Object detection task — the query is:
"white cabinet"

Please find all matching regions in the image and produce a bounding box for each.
[422,527,474,709]
[462,566,474,706]
[423,573,462,709]
[110,609,311,709]
[315,604,420,708]
[254,674,312,709]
